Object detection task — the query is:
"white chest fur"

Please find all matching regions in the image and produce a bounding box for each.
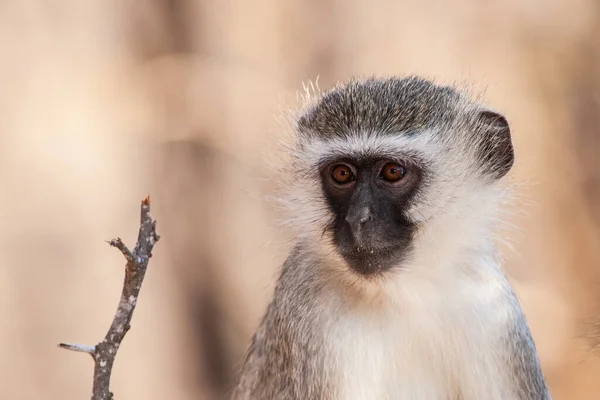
[331,306,458,399]
[326,272,517,400]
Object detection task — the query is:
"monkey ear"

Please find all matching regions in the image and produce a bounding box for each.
[475,108,514,180]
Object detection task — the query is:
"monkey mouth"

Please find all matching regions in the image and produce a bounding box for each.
[338,245,402,276]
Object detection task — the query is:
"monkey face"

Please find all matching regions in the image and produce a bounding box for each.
[320,157,422,276]
[277,77,515,279]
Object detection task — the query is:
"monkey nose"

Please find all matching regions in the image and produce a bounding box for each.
[345,207,372,234]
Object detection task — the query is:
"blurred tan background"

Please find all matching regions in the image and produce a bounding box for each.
[1,0,600,399]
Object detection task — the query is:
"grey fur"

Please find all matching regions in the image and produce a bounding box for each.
[297,76,461,138]
[232,76,550,400]
[231,246,336,399]
[501,290,552,399]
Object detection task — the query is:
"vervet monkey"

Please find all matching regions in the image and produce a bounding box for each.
[232,76,551,400]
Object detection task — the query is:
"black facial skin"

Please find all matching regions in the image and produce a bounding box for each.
[320,158,422,276]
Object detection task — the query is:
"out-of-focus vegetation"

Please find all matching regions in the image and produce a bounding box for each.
[1,1,599,398]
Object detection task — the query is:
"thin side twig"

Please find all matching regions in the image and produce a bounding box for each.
[58,343,96,357]
[59,196,160,400]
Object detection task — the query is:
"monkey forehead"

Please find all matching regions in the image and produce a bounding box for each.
[297,76,464,139]
[297,130,448,168]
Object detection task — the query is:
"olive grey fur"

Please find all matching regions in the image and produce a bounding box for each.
[231,76,550,399]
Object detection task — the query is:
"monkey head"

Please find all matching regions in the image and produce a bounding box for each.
[279,76,514,278]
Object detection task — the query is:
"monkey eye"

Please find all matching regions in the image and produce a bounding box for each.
[331,164,355,184]
[380,162,406,182]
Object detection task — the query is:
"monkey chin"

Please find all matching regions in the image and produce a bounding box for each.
[338,246,404,278]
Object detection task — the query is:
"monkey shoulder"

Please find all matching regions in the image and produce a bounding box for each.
[455,278,550,399]
[498,297,551,399]
[231,248,334,399]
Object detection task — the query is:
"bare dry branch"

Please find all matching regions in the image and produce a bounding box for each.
[59,196,160,400]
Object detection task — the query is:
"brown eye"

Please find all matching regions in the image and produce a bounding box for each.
[381,162,406,182]
[331,164,354,184]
